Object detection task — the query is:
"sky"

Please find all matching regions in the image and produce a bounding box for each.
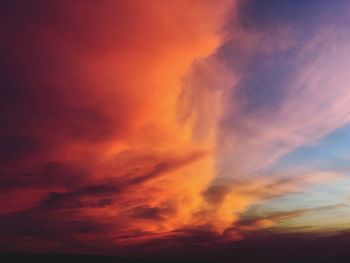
[1,0,350,259]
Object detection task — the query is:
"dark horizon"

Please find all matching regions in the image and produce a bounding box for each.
[2,232,350,262]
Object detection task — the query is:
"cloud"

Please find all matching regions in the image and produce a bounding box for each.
[204,5,350,235]
[2,0,350,256]
[218,12,350,174]
[192,169,340,235]
[0,0,237,254]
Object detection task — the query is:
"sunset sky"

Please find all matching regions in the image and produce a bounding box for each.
[1,0,350,259]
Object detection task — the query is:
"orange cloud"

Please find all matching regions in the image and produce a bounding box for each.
[0,0,237,253]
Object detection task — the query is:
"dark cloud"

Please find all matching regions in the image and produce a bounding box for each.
[0,134,42,162]
[121,151,206,187]
[131,206,168,220]
[0,161,89,190]
[202,184,231,204]
[40,191,110,210]
[237,203,350,228]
